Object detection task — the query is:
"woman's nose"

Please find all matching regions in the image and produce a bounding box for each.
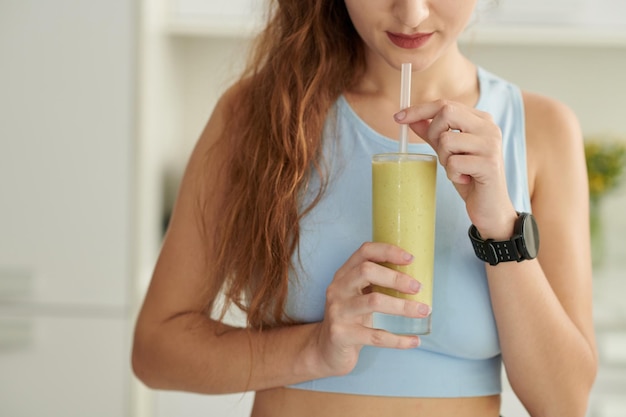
[393,0,430,29]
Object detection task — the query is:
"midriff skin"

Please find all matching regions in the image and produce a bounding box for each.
[251,387,501,417]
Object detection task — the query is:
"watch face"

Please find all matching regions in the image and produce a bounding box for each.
[521,214,540,259]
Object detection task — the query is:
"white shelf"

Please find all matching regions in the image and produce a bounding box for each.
[461,24,626,47]
[166,15,263,38]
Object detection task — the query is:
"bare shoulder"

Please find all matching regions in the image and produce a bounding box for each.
[193,80,247,156]
[522,90,581,149]
[169,78,253,234]
[170,81,244,212]
[521,91,584,196]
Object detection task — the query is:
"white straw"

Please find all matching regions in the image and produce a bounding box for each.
[399,63,412,153]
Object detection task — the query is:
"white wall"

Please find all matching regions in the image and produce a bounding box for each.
[0,0,137,416]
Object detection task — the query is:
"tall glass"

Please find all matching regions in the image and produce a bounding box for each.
[371,153,437,335]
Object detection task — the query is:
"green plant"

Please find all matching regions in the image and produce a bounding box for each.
[585,137,626,266]
[584,138,626,201]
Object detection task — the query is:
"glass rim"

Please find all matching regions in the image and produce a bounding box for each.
[372,152,437,162]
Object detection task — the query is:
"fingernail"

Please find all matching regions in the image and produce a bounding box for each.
[394,110,406,121]
[409,280,420,293]
[418,304,431,316]
[410,337,420,348]
[403,252,414,262]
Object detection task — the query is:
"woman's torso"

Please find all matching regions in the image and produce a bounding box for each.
[250,66,529,415]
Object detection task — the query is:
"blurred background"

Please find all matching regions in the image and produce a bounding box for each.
[1,0,625,416]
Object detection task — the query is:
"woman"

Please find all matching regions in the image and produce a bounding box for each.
[132,0,597,416]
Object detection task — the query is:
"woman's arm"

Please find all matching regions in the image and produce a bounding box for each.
[131,88,430,395]
[485,92,597,417]
[397,94,597,417]
[131,89,325,394]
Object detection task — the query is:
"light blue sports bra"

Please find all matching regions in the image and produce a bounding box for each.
[286,67,531,397]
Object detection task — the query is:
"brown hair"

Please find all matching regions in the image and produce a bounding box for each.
[203,0,365,328]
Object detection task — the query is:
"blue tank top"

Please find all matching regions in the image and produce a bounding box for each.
[286,67,531,397]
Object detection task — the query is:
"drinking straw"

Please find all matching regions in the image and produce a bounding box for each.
[399,62,412,153]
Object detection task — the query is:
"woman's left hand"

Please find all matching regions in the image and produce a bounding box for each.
[394,99,517,238]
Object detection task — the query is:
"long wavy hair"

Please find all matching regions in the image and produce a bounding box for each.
[202,0,365,329]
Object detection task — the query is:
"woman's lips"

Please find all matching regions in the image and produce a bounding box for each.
[387,31,433,49]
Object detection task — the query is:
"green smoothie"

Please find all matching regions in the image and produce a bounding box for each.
[371,153,437,334]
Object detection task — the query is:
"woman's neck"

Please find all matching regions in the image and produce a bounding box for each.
[342,45,480,143]
[350,44,478,107]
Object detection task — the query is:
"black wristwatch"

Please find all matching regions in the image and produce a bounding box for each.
[468,212,540,266]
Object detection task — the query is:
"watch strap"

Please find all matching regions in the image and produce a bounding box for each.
[468,224,522,266]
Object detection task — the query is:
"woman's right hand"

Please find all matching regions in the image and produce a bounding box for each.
[312,242,431,376]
